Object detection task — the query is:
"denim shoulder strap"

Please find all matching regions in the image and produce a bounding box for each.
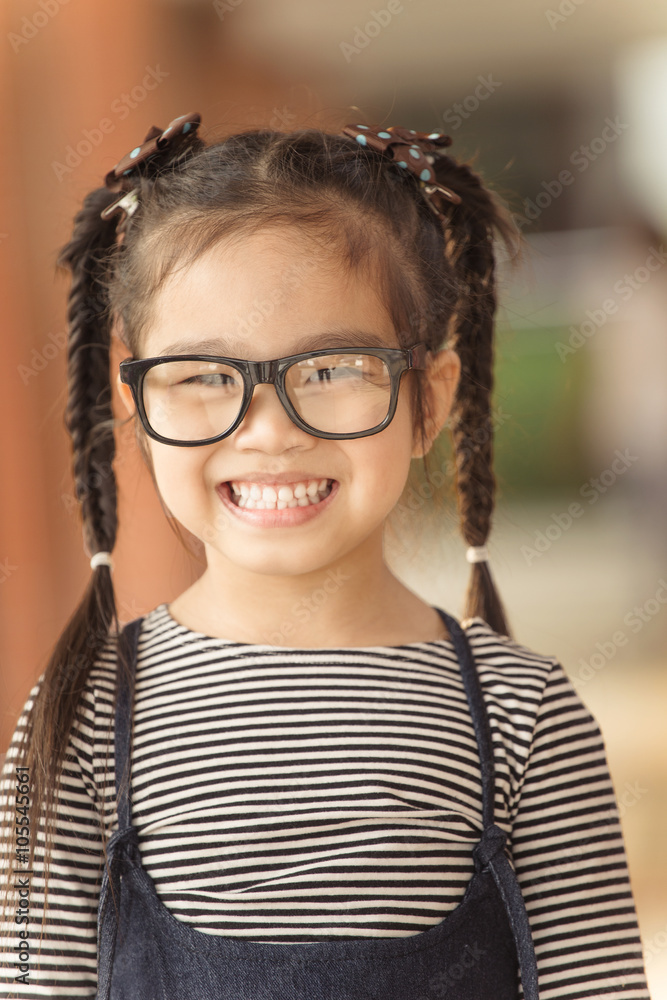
[113,617,143,831]
[433,608,540,1000]
[97,616,143,1000]
[434,609,497,826]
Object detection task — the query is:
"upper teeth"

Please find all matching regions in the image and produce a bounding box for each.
[230,478,332,509]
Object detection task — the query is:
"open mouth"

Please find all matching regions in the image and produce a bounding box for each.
[226,479,335,511]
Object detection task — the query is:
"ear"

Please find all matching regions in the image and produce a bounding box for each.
[411,348,461,459]
[116,372,136,416]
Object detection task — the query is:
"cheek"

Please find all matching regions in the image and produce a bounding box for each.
[353,406,415,494]
[146,444,202,508]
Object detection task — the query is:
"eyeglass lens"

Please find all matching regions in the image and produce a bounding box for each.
[142,354,393,441]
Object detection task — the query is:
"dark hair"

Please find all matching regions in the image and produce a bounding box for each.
[1,116,522,935]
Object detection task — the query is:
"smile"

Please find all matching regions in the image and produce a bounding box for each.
[216,478,339,526]
[228,479,334,510]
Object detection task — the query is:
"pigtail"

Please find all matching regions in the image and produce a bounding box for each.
[1,119,211,937]
[432,158,521,637]
[60,188,121,568]
[1,185,125,933]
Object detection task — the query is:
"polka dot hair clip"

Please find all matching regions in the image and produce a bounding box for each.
[100,112,202,230]
[340,124,462,220]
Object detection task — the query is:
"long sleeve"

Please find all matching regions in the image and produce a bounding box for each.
[0,677,106,999]
[510,660,651,999]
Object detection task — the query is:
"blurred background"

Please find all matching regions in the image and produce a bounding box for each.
[1,0,666,993]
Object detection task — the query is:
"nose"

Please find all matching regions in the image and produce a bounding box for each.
[233,383,312,449]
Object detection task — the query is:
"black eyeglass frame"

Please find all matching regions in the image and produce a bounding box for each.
[119,343,431,446]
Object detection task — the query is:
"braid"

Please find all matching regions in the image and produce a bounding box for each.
[60,187,120,559]
[3,185,125,923]
[1,128,213,932]
[6,130,212,925]
[433,157,519,637]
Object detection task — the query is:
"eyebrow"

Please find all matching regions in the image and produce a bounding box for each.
[153,329,396,358]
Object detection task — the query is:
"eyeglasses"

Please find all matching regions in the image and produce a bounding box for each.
[119,344,430,446]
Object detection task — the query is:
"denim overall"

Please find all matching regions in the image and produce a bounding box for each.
[96,609,540,999]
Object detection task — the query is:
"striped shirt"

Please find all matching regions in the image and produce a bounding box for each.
[0,603,650,998]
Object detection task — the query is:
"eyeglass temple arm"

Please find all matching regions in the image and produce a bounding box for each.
[408,342,433,369]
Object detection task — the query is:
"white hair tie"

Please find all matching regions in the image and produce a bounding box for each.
[90,551,114,571]
[466,546,489,564]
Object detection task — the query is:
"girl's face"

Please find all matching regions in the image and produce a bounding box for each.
[119,226,458,584]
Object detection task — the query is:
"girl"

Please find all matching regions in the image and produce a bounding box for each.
[0,113,650,999]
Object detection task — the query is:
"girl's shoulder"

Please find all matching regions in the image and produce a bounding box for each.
[460,614,560,672]
[458,617,592,770]
[458,615,566,709]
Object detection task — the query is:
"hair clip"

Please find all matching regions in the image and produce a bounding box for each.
[103,112,202,192]
[100,112,202,232]
[100,188,140,225]
[340,124,462,218]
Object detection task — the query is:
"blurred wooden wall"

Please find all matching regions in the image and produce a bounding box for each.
[0,0,323,750]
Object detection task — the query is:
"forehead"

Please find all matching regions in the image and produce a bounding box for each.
[140,227,399,360]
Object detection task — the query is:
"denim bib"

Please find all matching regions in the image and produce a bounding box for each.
[96,610,539,999]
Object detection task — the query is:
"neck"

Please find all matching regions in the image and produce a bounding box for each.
[168,538,443,647]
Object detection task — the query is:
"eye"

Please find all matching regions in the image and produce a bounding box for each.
[178,372,236,387]
[153,360,243,391]
[307,363,359,383]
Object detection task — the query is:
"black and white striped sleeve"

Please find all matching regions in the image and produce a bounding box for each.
[509,659,650,999]
[0,674,106,999]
